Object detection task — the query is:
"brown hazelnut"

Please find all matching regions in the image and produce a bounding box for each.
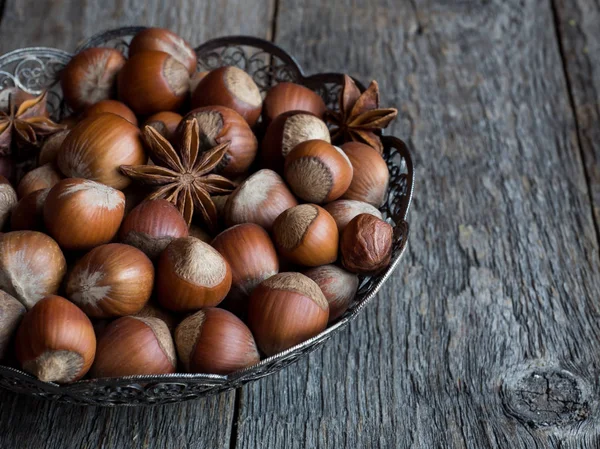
[119,199,189,260]
[191,66,262,126]
[81,99,138,125]
[324,199,383,232]
[272,204,338,267]
[0,175,17,229]
[341,142,389,206]
[261,111,331,173]
[182,106,258,176]
[143,111,182,141]
[134,301,177,332]
[117,51,190,116]
[175,308,259,374]
[16,163,62,199]
[58,113,146,189]
[340,214,393,274]
[60,48,126,112]
[211,223,279,305]
[39,130,70,166]
[129,28,197,75]
[44,178,125,251]
[15,295,96,382]
[263,82,326,123]
[0,231,66,309]
[304,264,358,322]
[156,237,232,311]
[91,316,176,378]
[0,290,26,359]
[224,169,297,232]
[189,71,209,92]
[248,272,329,356]
[188,224,212,243]
[10,188,50,231]
[66,243,155,318]
[284,139,353,204]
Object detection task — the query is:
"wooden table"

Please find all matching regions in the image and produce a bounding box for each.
[0,0,599,447]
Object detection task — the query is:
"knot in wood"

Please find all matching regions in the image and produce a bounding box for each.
[501,370,589,428]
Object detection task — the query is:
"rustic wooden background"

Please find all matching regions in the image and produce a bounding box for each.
[0,0,599,447]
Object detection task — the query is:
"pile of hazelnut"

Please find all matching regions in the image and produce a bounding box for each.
[0,28,397,383]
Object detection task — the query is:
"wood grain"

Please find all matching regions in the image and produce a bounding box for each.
[0,0,275,53]
[552,0,600,231]
[233,0,600,447]
[0,1,272,448]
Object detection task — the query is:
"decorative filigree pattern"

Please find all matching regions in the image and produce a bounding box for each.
[0,31,414,407]
[0,49,71,118]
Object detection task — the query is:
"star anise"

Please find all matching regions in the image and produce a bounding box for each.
[325,75,398,153]
[120,118,236,231]
[0,90,66,157]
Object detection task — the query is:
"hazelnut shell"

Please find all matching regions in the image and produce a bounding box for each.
[340,214,393,274]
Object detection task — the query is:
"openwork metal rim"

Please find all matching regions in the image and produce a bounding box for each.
[0,28,414,406]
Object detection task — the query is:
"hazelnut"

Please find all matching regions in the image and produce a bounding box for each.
[66,243,154,318]
[119,199,189,260]
[134,301,177,332]
[0,290,26,359]
[263,82,326,123]
[15,295,96,382]
[191,66,263,126]
[188,224,212,243]
[44,178,125,251]
[118,50,190,116]
[261,111,331,173]
[183,106,258,176]
[60,48,126,112]
[156,237,232,311]
[248,273,329,356]
[39,130,70,166]
[175,308,259,374]
[143,111,182,141]
[81,99,138,125]
[341,142,389,206]
[284,139,353,204]
[16,163,62,199]
[0,175,17,229]
[91,316,176,378]
[10,188,50,231]
[58,113,146,189]
[0,231,66,309]
[340,214,393,274]
[304,264,358,322]
[224,169,297,231]
[324,199,383,232]
[211,223,279,305]
[272,204,338,267]
[129,28,197,75]
[189,71,209,92]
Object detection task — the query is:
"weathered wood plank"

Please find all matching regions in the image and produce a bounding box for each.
[552,0,600,232]
[0,1,272,448]
[0,0,275,53]
[234,0,600,447]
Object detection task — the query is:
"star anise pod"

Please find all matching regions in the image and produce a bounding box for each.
[325,75,398,153]
[0,90,66,157]
[120,118,236,231]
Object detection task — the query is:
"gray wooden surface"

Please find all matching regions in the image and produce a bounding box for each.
[1,0,600,448]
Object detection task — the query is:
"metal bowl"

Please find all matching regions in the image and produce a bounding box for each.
[0,28,414,406]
